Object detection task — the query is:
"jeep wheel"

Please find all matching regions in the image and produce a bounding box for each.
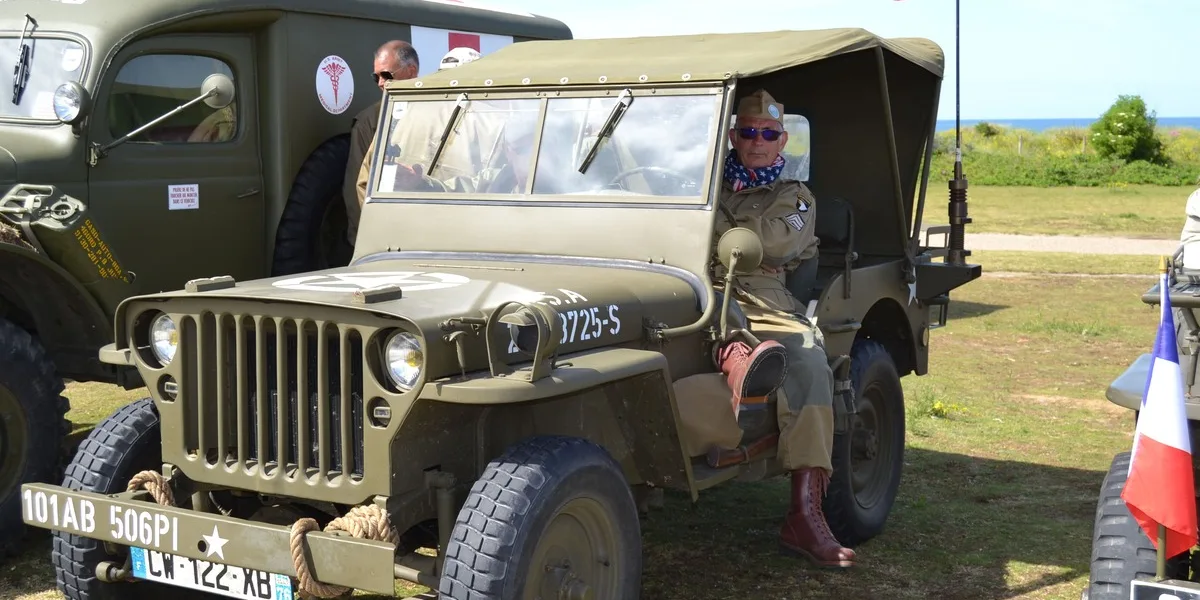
[0,317,71,559]
[823,338,905,547]
[438,436,642,599]
[52,398,208,600]
[271,134,355,277]
[1083,451,1190,600]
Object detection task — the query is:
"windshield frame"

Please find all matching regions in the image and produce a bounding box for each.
[0,29,92,124]
[365,82,728,210]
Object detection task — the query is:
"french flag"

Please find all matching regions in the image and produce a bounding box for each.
[1122,266,1199,559]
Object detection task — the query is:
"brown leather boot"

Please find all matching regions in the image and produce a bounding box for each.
[716,339,788,413]
[779,468,856,568]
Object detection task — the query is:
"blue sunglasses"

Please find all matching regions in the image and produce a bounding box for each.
[736,127,783,141]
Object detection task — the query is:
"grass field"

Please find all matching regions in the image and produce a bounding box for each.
[919,183,1189,239]
[0,250,1157,600]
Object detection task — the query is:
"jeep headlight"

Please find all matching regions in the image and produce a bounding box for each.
[149,313,178,366]
[52,82,85,123]
[384,332,423,390]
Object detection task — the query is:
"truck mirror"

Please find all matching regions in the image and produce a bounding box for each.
[717,227,764,275]
[201,73,236,110]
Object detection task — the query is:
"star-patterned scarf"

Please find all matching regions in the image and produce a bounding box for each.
[723,149,786,192]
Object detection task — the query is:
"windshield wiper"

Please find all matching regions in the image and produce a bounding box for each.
[11,14,37,106]
[426,92,470,177]
[577,88,633,174]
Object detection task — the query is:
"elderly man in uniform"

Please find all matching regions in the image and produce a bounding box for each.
[714,88,856,568]
[343,40,421,242]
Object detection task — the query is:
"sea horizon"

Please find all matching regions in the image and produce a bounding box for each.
[934,116,1200,133]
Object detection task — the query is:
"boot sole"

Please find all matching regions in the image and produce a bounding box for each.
[741,347,788,398]
[778,542,855,569]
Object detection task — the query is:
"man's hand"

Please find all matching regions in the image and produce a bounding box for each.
[761,265,784,274]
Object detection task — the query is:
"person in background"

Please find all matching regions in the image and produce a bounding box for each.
[343,40,420,243]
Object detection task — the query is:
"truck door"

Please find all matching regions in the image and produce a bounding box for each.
[86,34,265,296]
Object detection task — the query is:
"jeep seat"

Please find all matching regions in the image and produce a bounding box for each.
[808,196,858,301]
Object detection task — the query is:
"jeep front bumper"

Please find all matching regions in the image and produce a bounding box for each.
[19,483,396,595]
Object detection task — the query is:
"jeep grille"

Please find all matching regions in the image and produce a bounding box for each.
[178,313,366,482]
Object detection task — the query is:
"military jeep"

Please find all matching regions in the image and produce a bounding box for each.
[1084,252,1200,600]
[0,0,570,557]
[20,27,980,599]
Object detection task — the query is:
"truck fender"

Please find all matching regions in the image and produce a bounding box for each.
[0,241,117,383]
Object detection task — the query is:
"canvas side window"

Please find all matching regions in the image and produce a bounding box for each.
[781,114,811,182]
[107,53,237,144]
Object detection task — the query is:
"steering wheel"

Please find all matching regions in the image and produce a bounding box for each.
[607,166,699,192]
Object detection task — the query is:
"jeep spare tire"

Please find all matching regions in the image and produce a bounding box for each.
[0,317,70,559]
[439,435,643,599]
[271,134,354,277]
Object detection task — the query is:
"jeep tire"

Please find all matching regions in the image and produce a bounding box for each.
[824,338,905,547]
[271,134,354,277]
[438,435,643,599]
[0,317,70,559]
[1082,451,1190,600]
[52,398,207,600]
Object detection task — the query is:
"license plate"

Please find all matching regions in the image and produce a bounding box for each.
[129,547,294,600]
[1131,579,1200,600]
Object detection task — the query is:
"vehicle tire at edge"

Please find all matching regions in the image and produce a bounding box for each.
[270,134,354,278]
[823,337,905,548]
[438,435,643,599]
[1083,451,1190,600]
[0,317,71,559]
[51,398,208,600]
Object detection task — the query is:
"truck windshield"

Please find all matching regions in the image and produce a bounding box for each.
[371,90,721,203]
[0,35,86,120]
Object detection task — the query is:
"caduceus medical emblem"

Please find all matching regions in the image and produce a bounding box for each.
[322,61,347,104]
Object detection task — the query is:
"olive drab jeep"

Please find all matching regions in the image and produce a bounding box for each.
[0,0,571,558]
[1084,252,1200,600]
[19,27,980,599]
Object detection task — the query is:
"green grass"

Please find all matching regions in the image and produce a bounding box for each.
[920,184,1188,239]
[1,267,1158,600]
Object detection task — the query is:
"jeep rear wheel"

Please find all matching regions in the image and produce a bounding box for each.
[0,317,70,559]
[823,338,905,547]
[52,398,209,600]
[438,436,642,599]
[1083,451,1191,600]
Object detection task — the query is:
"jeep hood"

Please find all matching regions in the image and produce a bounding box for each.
[137,254,707,360]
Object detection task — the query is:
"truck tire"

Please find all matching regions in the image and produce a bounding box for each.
[271,134,354,277]
[438,436,642,599]
[1082,451,1190,600]
[823,338,905,547]
[51,398,208,600]
[0,317,70,559]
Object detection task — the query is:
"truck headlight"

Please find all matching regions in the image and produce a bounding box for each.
[384,332,423,390]
[150,313,178,366]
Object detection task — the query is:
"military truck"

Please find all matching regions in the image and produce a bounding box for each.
[1084,251,1200,600]
[0,0,572,557]
[18,27,980,599]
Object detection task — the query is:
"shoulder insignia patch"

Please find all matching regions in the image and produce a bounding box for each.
[797,198,810,213]
[784,212,806,231]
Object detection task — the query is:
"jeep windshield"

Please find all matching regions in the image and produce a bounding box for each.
[0,35,86,121]
[369,88,722,204]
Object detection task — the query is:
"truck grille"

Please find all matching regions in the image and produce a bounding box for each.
[179,313,366,482]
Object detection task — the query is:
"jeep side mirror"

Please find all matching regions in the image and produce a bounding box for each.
[89,72,237,165]
[717,227,764,274]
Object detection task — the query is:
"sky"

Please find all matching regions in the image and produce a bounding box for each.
[473,0,1196,121]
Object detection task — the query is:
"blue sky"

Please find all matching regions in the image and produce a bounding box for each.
[485,0,1195,121]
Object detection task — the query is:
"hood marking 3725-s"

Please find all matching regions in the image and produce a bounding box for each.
[271,271,470,293]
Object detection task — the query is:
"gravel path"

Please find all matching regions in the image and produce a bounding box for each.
[964,233,1179,255]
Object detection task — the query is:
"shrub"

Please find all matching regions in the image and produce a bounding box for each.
[1088,95,1165,164]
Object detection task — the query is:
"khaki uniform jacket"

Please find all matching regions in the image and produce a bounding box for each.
[344,101,381,240]
[712,177,819,313]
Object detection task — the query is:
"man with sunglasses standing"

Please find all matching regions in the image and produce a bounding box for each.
[342,40,421,243]
[713,89,856,569]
